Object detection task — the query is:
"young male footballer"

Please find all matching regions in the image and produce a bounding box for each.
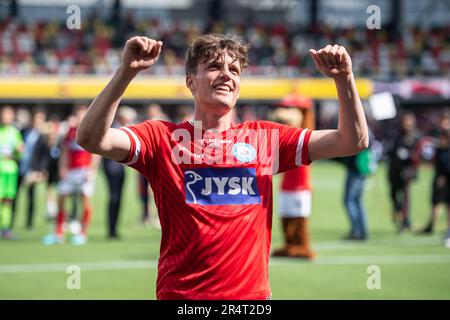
[77,34,368,299]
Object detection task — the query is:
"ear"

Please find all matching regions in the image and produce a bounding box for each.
[186,74,195,94]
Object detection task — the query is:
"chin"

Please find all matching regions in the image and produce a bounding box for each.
[211,97,235,111]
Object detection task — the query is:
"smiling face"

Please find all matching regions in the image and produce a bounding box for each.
[0,106,15,125]
[401,113,416,132]
[187,50,241,115]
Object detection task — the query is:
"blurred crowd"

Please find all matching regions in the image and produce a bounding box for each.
[1,103,449,248]
[0,103,195,243]
[1,16,450,79]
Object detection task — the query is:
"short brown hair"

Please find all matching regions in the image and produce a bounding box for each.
[185,33,250,75]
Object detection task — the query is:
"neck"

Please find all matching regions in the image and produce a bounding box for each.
[193,107,233,131]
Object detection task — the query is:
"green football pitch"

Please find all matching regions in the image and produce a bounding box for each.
[1,161,449,299]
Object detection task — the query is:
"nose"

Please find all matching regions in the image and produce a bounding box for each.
[218,66,232,79]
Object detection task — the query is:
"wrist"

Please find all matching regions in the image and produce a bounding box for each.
[333,72,354,86]
[333,72,353,82]
[116,64,138,81]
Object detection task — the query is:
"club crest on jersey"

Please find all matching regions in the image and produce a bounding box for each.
[232,143,256,163]
[184,167,260,205]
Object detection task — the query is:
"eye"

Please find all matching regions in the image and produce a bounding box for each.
[230,67,240,75]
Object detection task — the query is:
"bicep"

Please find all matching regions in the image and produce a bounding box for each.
[96,128,131,162]
[308,129,347,161]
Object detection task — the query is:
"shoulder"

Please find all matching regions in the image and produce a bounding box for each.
[124,120,186,143]
[239,120,284,130]
[131,119,179,131]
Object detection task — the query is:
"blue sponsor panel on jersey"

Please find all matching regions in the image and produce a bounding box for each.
[184,167,261,205]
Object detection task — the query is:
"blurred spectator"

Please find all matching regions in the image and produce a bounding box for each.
[0,105,24,239]
[14,108,31,131]
[386,112,422,233]
[42,106,100,246]
[41,115,63,220]
[12,108,47,230]
[174,104,194,123]
[339,130,378,241]
[138,103,168,229]
[144,103,169,121]
[418,114,450,237]
[103,105,137,240]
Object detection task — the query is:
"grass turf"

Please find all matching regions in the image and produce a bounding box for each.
[1,161,449,299]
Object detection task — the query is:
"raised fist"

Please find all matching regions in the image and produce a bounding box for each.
[309,45,352,79]
[121,36,163,73]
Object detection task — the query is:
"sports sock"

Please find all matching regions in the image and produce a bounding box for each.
[81,206,92,235]
[55,209,66,236]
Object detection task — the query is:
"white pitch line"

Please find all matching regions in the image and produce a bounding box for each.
[269,254,450,266]
[0,254,449,274]
[0,260,156,274]
[313,237,443,251]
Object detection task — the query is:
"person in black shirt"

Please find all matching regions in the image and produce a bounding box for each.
[102,106,136,239]
[418,114,450,242]
[386,112,421,233]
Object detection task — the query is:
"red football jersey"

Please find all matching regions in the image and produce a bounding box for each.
[64,126,92,169]
[119,120,312,300]
[281,165,312,191]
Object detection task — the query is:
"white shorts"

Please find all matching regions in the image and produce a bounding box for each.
[58,168,96,197]
[278,190,312,218]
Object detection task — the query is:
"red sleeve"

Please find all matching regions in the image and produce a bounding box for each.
[255,121,312,174]
[277,124,312,173]
[117,120,163,177]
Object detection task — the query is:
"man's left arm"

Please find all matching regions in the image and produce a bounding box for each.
[307,45,369,162]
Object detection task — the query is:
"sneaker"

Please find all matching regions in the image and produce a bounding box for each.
[416,221,433,234]
[42,233,64,245]
[444,238,450,248]
[398,221,412,234]
[107,234,121,241]
[71,234,87,246]
[68,220,82,235]
[342,234,367,241]
[443,230,450,248]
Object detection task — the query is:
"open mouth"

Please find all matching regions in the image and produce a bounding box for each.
[213,84,232,93]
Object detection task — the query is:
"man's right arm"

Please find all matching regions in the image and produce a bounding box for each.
[76,36,163,161]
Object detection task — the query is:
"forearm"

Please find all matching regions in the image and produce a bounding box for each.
[77,66,137,150]
[335,73,368,153]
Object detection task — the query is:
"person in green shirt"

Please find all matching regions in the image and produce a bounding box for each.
[0,105,24,239]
